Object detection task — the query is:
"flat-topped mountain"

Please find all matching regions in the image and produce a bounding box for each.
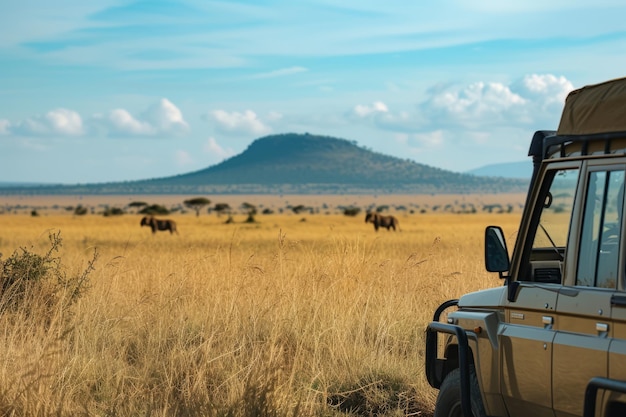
[0,133,529,195]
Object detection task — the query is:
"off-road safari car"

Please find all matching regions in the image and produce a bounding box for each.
[426,77,626,417]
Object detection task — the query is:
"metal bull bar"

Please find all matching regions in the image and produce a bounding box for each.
[584,377,626,417]
[425,299,473,417]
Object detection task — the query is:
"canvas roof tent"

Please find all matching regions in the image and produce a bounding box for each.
[558,77,626,136]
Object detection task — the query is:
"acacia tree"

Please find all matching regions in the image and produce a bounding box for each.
[213,203,231,215]
[184,197,211,217]
[241,202,257,223]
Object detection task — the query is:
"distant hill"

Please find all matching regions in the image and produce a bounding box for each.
[466,161,531,179]
[0,182,56,187]
[0,133,529,195]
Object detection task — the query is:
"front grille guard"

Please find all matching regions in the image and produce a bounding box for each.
[425,299,473,417]
[426,301,626,417]
[584,377,626,417]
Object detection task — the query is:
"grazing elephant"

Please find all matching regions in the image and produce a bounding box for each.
[365,212,398,231]
[140,216,178,234]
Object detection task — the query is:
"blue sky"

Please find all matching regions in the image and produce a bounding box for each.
[2,1,626,184]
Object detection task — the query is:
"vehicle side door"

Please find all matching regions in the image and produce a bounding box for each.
[501,165,579,417]
[552,164,624,417]
[607,293,626,415]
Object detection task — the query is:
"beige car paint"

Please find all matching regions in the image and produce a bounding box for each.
[429,79,626,417]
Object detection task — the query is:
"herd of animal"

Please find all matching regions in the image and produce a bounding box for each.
[140,212,398,235]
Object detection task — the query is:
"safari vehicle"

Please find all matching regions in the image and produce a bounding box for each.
[426,77,626,417]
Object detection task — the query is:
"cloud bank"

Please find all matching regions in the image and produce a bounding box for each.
[2,99,189,138]
[350,74,574,134]
[208,110,272,136]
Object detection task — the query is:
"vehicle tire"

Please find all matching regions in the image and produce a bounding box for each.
[434,366,487,417]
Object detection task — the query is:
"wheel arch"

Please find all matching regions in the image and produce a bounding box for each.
[442,343,476,386]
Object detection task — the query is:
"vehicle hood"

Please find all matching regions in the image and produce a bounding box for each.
[458,286,507,308]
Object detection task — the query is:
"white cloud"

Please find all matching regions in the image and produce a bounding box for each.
[0,119,10,135]
[351,74,573,133]
[423,81,527,128]
[45,108,84,135]
[209,110,272,136]
[352,101,388,117]
[349,102,425,133]
[94,98,189,137]
[514,74,573,99]
[2,99,189,139]
[511,74,574,119]
[422,74,575,130]
[203,137,235,159]
[106,109,155,135]
[9,108,84,136]
[143,98,189,134]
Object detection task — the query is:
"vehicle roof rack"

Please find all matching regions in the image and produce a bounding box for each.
[529,130,626,161]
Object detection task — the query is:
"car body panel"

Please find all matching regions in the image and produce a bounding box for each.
[426,77,626,417]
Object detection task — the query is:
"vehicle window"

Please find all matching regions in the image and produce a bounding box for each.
[576,169,625,288]
[532,169,578,250]
[520,168,579,283]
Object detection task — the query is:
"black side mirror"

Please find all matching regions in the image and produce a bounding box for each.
[485,226,510,275]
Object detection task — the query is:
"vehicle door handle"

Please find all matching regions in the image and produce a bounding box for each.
[612,295,626,307]
[596,323,609,335]
[542,316,553,328]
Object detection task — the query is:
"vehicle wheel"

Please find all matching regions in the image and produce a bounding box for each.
[434,366,486,417]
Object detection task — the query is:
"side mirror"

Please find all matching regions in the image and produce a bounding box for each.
[485,226,510,275]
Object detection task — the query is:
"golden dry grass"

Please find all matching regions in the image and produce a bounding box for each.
[0,201,522,416]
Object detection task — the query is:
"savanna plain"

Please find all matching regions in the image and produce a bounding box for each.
[0,194,523,417]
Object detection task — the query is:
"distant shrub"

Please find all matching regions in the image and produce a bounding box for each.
[139,204,170,215]
[290,204,307,214]
[262,208,274,215]
[31,210,39,217]
[103,207,124,217]
[74,205,88,216]
[343,206,361,217]
[482,204,503,214]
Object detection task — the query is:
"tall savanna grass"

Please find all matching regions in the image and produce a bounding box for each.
[0,210,520,416]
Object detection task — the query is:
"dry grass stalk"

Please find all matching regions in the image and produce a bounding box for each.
[0,210,521,416]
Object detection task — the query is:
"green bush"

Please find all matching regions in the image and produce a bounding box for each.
[290,204,307,214]
[342,206,361,217]
[74,205,88,216]
[103,207,124,217]
[139,204,170,215]
[0,231,96,314]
